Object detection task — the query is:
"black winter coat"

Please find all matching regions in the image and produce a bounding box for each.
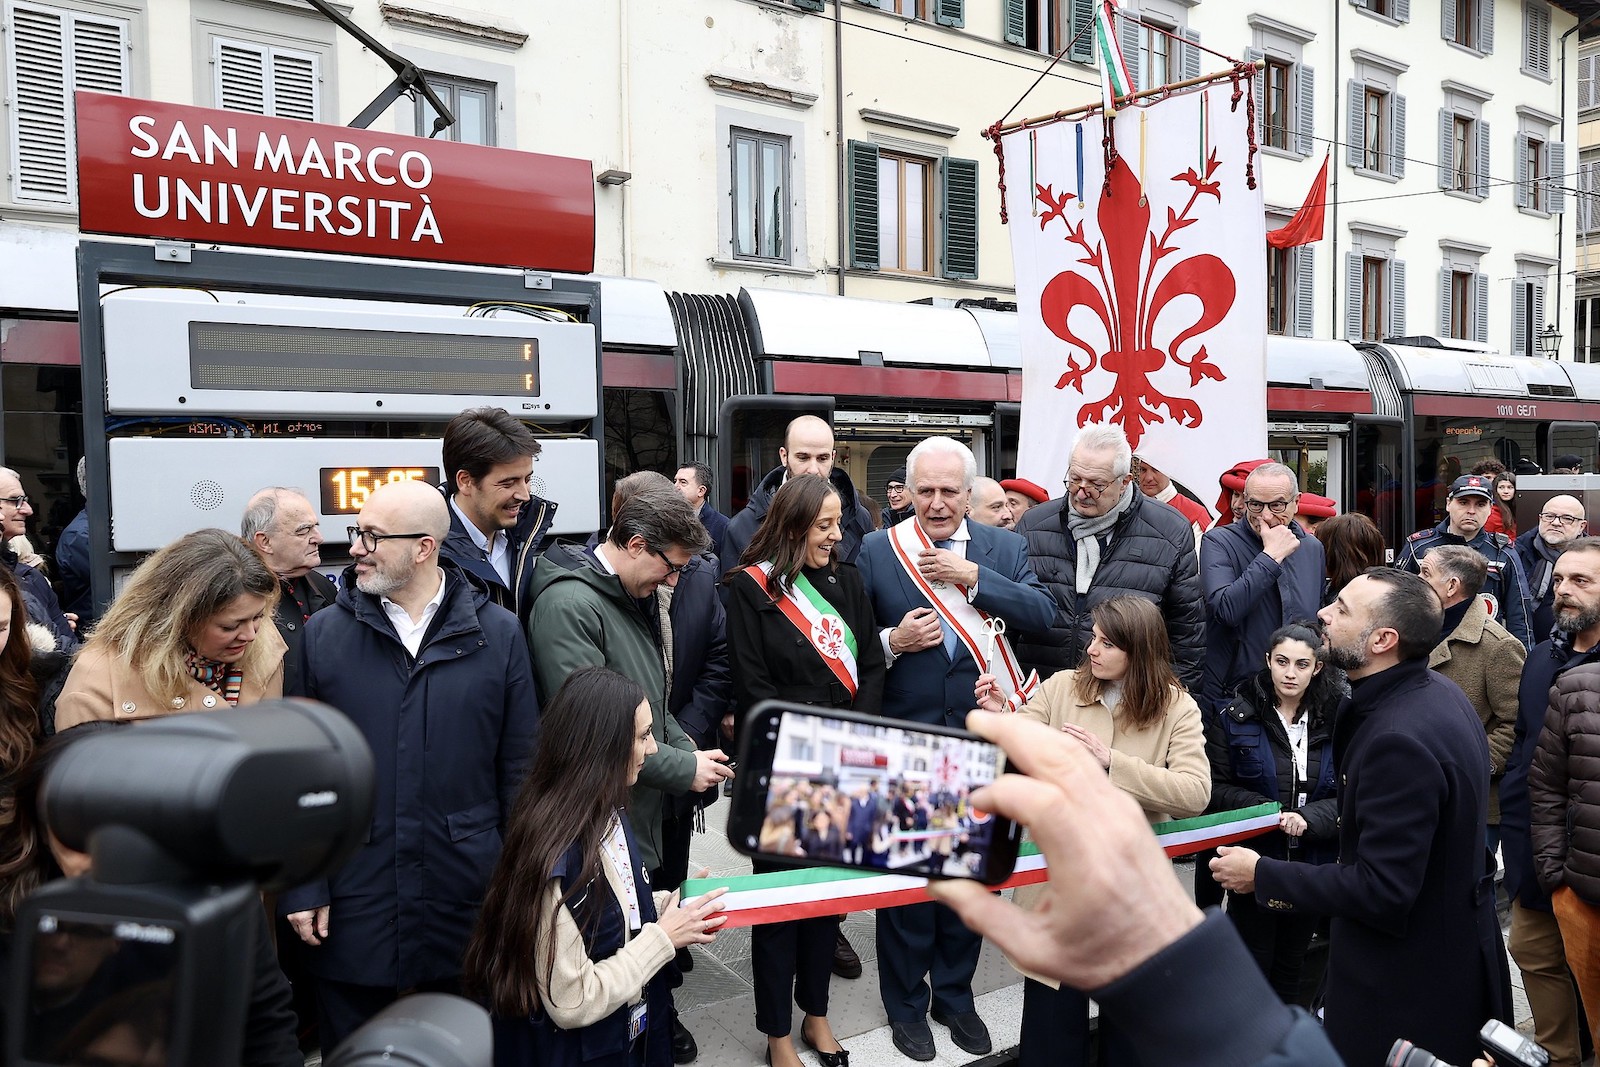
[665,553,732,816]
[439,487,558,628]
[1253,658,1509,1067]
[1530,659,1600,903]
[719,467,873,582]
[1012,492,1204,689]
[273,569,337,698]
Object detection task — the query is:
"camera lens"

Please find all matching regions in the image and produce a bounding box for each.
[1386,1039,1447,1067]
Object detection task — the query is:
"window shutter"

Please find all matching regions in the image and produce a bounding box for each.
[1549,141,1567,213]
[1442,0,1456,44]
[1388,93,1406,179]
[1180,28,1202,82]
[1346,252,1365,340]
[1474,273,1489,344]
[847,140,881,271]
[1394,0,1410,22]
[1513,282,1528,355]
[1582,54,1599,110]
[1527,3,1552,75]
[1438,110,1454,190]
[216,40,267,114]
[940,156,980,280]
[71,13,125,94]
[1475,120,1491,198]
[1479,0,1494,54]
[1002,0,1026,46]
[1246,50,1265,142]
[1295,64,1315,156]
[271,50,318,122]
[1068,0,1095,64]
[1293,246,1315,338]
[1388,259,1406,338]
[933,0,964,29]
[1117,10,1141,91]
[791,0,826,11]
[1439,266,1454,334]
[1347,81,1366,169]
[1534,283,1547,346]
[1516,137,1531,209]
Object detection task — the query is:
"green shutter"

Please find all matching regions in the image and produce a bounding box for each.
[1001,0,1026,45]
[941,156,979,280]
[933,0,965,28]
[847,140,881,271]
[1068,0,1094,63]
[791,0,825,11]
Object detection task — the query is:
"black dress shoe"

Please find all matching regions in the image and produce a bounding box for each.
[799,1023,851,1067]
[675,946,694,973]
[931,1009,991,1056]
[671,1017,698,1064]
[890,1019,936,1062]
[831,932,862,979]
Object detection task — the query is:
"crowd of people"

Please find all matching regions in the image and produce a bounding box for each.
[0,404,1591,1067]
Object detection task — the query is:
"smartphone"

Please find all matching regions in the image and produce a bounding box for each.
[1479,1020,1549,1067]
[728,700,1022,885]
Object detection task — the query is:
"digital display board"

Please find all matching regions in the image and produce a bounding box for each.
[318,466,441,514]
[190,323,539,396]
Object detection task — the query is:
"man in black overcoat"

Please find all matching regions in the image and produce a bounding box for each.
[1212,568,1510,1067]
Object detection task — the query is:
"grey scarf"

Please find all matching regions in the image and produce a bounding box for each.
[1066,482,1137,595]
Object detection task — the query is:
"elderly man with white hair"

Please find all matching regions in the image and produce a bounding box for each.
[1012,425,1205,689]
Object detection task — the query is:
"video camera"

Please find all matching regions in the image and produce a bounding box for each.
[1388,1020,1550,1067]
[5,700,489,1067]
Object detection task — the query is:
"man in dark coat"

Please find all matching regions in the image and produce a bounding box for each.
[280,481,539,1051]
[1501,539,1599,1067]
[857,437,1054,1062]
[674,461,730,562]
[1013,425,1204,689]
[1199,461,1325,711]
[242,487,338,698]
[882,467,914,528]
[1213,568,1510,1067]
[1514,495,1587,645]
[54,457,93,624]
[719,416,872,581]
[438,406,558,628]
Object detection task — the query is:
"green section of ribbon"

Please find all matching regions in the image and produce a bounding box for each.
[792,572,858,657]
[1155,802,1279,835]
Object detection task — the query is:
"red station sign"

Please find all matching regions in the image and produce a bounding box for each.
[74,92,596,273]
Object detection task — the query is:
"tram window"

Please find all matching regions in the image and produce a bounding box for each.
[0,363,84,562]
[603,388,677,499]
[719,398,833,514]
[1547,423,1598,474]
[1352,421,1403,553]
[1410,417,1539,530]
[1268,437,1330,497]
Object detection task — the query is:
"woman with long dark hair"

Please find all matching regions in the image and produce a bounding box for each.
[975,595,1209,1067]
[0,565,40,800]
[465,667,727,1067]
[1315,512,1387,607]
[725,473,886,1067]
[1209,621,1344,1003]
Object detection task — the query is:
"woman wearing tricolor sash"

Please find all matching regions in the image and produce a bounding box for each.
[726,474,885,1067]
[975,596,1209,1067]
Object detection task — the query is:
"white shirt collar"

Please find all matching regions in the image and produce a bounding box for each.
[593,541,621,576]
[380,567,446,621]
[449,496,498,553]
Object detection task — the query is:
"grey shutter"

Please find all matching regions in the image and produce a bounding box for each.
[1347,81,1366,169]
[270,50,318,122]
[1534,284,1548,347]
[11,4,128,204]
[1295,65,1315,156]
[1475,120,1491,198]
[216,40,268,113]
[1292,246,1315,338]
[847,140,880,270]
[1513,282,1528,355]
[1479,0,1494,53]
[1246,49,1265,143]
[1069,0,1095,63]
[1002,0,1026,46]
[791,0,826,11]
[933,0,965,29]
[1180,28,1202,82]
[1516,137,1531,209]
[1388,94,1406,179]
[1549,141,1567,213]
[1443,0,1456,43]
[1474,273,1489,344]
[1394,0,1410,22]
[1438,110,1455,190]
[1388,259,1407,339]
[1118,9,1141,91]
[1439,266,1454,334]
[940,156,980,280]
[1582,54,1599,110]
[1527,3,1552,75]
[1346,253,1365,340]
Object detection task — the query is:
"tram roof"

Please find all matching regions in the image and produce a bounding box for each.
[1368,340,1576,399]
[738,287,993,367]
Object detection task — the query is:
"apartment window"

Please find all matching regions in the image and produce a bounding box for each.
[213,37,319,121]
[846,140,979,279]
[1512,277,1547,356]
[1347,249,1405,342]
[1577,295,1600,363]
[6,0,130,205]
[888,0,932,16]
[1008,0,1089,59]
[1355,0,1410,19]
[1364,89,1385,171]
[1362,257,1386,341]
[1247,43,1315,158]
[1527,137,1546,212]
[1524,1,1552,78]
[1437,110,1488,198]
[879,151,933,274]
[1349,76,1406,180]
[1136,22,1170,93]
[1450,272,1471,339]
[1444,0,1494,54]
[731,129,790,262]
[1453,0,1475,46]
[1264,58,1291,150]
[1579,159,1600,233]
[1582,53,1600,111]
[1452,117,1470,191]
[416,75,495,146]
[1268,246,1290,335]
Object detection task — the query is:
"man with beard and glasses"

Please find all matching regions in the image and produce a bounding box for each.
[1501,538,1600,1067]
[1516,496,1588,645]
[281,479,539,1051]
[1530,539,1600,1058]
[1211,568,1510,1067]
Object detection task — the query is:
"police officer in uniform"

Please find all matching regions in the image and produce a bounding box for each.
[1395,474,1533,648]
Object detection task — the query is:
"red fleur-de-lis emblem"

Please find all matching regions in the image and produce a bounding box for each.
[1035,150,1237,450]
[812,616,846,659]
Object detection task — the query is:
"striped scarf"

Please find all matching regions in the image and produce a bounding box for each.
[185,650,243,706]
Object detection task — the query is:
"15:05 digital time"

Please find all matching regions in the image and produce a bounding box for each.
[319,466,441,515]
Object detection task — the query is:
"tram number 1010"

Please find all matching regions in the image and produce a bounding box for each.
[320,466,442,515]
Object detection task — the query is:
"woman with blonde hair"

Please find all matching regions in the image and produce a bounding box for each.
[55,529,284,729]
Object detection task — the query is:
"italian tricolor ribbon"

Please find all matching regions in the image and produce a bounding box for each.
[886,517,1039,711]
[1095,0,1134,115]
[686,803,1281,928]
[743,562,859,697]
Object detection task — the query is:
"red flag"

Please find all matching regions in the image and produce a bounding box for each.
[1266,153,1329,249]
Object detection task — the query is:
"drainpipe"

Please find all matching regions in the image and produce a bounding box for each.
[835,0,847,295]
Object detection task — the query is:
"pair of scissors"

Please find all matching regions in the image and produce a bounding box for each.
[980,616,1006,676]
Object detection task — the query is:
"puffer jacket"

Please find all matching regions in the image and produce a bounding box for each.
[719,466,872,581]
[1013,492,1205,688]
[1530,660,1600,903]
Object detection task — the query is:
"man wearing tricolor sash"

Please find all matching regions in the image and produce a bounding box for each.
[856,436,1053,1062]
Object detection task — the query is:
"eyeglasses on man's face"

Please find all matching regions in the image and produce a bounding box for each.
[1540,512,1586,528]
[1064,473,1120,499]
[1244,498,1293,515]
[0,495,30,509]
[346,527,428,553]
[651,547,688,578]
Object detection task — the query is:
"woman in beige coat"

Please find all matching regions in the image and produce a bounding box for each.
[976,595,1209,1067]
[55,529,286,730]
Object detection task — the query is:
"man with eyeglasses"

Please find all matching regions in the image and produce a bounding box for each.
[1396,475,1534,648]
[1197,462,1325,712]
[281,479,539,1051]
[0,465,76,646]
[241,487,337,699]
[1516,494,1588,644]
[1011,425,1204,690]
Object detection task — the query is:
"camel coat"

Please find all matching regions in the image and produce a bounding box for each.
[55,627,287,730]
[1428,595,1524,823]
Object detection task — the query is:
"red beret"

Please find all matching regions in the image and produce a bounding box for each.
[1297,492,1337,519]
[1000,478,1050,504]
[1214,458,1274,525]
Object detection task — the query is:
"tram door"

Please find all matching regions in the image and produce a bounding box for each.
[832,411,992,523]
[716,395,834,514]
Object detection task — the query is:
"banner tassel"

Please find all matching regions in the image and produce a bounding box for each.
[1075,123,1085,209]
[1138,110,1148,207]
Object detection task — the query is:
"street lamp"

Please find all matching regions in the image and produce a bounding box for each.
[1538,322,1563,358]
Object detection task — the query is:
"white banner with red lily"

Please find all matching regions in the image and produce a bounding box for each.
[683,802,1279,928]
[1002,88,1266,507]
